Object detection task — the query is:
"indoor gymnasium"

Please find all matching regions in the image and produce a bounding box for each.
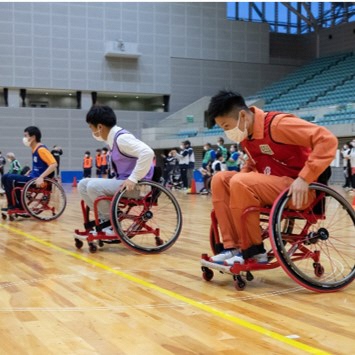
[0,2,354,354]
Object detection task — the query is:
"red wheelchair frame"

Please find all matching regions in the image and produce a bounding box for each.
[1,177,66,222]
[201,183,355,293]
[74,180,183,254]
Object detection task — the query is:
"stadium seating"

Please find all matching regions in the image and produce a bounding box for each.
[262,52,355,111]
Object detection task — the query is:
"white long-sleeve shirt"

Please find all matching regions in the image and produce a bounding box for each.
[106,126,154,183]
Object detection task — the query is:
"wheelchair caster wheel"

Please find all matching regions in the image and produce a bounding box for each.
[234,275,246,291]
[75,239,84,249]
[202,267,214,281]
[2,213,7,220]
[9,215,15,221]
[89,243,97,253]
[246,271,254,281]
[155,237,164,246]
[313,263,324,277]
[98,240,104,247]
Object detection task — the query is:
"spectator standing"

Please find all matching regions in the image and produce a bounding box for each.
[172,141,189,189]
[6,152,21,175]
[185,140,195,189]
[95,148,102,177]
[51,145,63,178]
[349,139,355,192]
[341,142,351,189]
[83,151,93,178]
[100,147,109,179]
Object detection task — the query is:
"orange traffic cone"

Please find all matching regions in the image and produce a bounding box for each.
[72,176,77,187]
[188,178,197,194]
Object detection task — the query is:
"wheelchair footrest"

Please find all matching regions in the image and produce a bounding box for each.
[201,253,279,274]
[200,258,232,274]
[73,229,119,242]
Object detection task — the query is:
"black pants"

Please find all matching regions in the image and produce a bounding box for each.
[1,173,31,208]
[179,165,188,188]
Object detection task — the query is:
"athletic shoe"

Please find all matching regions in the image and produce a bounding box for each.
[224,252,268,266]
[102,226,116,237]
[209,249,241,264]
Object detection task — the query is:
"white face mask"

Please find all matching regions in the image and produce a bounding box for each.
[225,123,248,143]
[92,128,105,142]
[23,137,31,147]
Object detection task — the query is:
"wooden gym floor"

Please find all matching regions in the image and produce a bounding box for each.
[0,185,354,355]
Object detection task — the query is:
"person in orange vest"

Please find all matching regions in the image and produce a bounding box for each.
[206,90,338,266]
[100,147,108,179]
[83,151,93,178]
[95,148,102,178]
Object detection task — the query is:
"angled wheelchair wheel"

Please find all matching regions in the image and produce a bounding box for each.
[270,183,355,292]
[22,178,67,221]
[111,180,182,254]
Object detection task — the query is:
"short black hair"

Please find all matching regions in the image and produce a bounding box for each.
[86,105,117,128]
[217,137,224,144]
[207,90,248,129]
[215,152,223,159]
[184,140,191,146]
[85,151,90,155]
[102,147,108,152]
[24,126,42,142]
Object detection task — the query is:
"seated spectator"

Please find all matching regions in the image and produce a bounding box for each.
[202,143,216,169]
[226,144,240,171]
[6,152,21,175]
[161,150,178,187]
[216,137,229,161]
[200,152,226,194]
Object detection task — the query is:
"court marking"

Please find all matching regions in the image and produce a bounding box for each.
[0,223,330,355]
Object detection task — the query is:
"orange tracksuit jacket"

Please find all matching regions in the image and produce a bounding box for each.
[211,106,338,253]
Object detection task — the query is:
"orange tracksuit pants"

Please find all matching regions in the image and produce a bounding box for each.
[211,171,314,251]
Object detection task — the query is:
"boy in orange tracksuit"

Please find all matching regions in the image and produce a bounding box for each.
[100,147,108,179]
[83,151,93,178]
[206,91,338,265]
[95,148,102,177]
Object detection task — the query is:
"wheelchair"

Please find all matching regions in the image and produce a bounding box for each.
[74,179,183,254]
[1,177,67,222]
[201,183,355,293]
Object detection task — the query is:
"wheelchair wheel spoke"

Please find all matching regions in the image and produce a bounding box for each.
[271,183,355,292]
[111,181,182,253]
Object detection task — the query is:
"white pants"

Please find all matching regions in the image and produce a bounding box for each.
[78,178,124,221]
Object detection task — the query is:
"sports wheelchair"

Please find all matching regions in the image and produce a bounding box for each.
[1,177,67,221]
[74,178,183,254]
[201,183,355,293]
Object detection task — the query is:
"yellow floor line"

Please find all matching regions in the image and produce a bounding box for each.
[0,223,330,355]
